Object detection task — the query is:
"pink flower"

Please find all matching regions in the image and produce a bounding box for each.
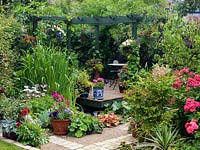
[189,72,195,77]
[194,75,200,81]
[174,70,181,76]
[97,78,104,82]
[52,91,59,99]
[93,79,98,83]
[181,68,190,74]
[187,78,200,88]
[185,86,191,91]
[184,98,200,112]
[172,80,182,89]
[185,120,199,134]
[170,98,175,104]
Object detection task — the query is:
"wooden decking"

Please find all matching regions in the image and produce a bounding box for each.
[77,82,123,109]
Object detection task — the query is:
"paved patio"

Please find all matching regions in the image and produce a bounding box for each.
[41,123,136,150]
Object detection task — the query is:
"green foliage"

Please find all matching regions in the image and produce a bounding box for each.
[16,121,48,147]
[176,0,200,16]
[68,112,103,138]
[155,16,200,70]
[103,101,132,120]
[137,125,184,150]
[126,71,177,137]
[18,45,79,104]
[117,141,133,150]
[0,94,24,120]
[0,17,22,95]
[74,0,167,17]
[27,95,55,117]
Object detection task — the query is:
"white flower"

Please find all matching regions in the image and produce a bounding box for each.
[121,39,133,46]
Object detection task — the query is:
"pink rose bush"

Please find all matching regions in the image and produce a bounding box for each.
[184,98,200,112]
[172,68,200,136]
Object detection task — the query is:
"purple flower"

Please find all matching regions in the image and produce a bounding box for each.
[49,112,58,118]
[64,108,72,114]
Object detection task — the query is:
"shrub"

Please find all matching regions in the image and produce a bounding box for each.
[27,95,55,117]
[155,16,200,70]
[0,17,22,95]
[16,121,48,147]
[126,65,177,137]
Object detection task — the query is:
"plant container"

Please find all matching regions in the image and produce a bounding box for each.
[51,119,70,135]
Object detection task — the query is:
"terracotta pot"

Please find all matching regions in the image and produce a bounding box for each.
[51,119,70,135]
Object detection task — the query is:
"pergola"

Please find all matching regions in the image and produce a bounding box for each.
[32,14,143,50]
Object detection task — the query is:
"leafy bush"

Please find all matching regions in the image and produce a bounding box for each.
[126,66,177,137]
[0,17,21,95]
[155,16,200,70]
[68,112,103,138]
[0,94,24,120]
[27,95,55,117]
[16,121,48,147]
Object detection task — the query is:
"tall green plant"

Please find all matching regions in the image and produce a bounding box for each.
[18,45,78,106]
[155,15,200,70]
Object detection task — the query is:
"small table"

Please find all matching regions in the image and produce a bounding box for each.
[108,63,126,90]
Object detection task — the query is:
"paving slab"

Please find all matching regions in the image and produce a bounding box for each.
[60,123,130,146]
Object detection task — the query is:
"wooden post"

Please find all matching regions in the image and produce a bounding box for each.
[67,24,71,49]
[132,23,137,39]
[32,16,38,36]
[95,25,99,50]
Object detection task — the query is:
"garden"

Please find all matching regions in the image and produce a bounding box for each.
[0,0,200,149]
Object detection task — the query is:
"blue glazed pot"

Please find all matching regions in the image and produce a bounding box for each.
[93,88,104,100]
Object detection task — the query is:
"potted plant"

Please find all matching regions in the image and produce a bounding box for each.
[92,78,104,100]
[85,58,104,79]
[118,65,129,93]
[49,91,73,135]
[77,70,93,98]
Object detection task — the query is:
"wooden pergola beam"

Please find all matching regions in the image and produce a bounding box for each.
[32,14,143,50]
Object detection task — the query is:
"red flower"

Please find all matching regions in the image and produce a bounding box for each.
[21,108,29,116]
[16,122,21,127]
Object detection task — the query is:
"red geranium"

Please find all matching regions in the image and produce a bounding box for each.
[20,108,29,116]
[16,122,21,127]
